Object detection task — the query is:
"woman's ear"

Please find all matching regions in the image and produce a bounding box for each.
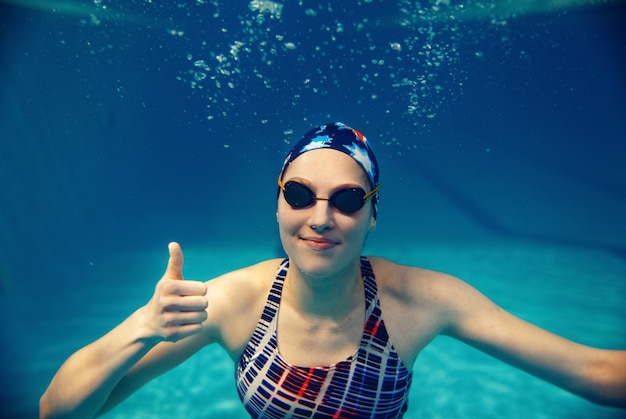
[369,216,376,232]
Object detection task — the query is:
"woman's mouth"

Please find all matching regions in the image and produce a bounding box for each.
[301,237,339,251]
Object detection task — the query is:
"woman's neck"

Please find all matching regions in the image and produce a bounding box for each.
[284,260,363,320]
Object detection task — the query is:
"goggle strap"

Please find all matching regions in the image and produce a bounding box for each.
[363,182,380,201]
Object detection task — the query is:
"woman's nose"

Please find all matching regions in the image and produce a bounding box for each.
[308,199,334,231]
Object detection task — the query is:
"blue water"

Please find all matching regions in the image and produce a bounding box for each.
[1,1,625,418]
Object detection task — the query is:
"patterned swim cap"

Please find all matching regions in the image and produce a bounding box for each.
[279,122,380,215]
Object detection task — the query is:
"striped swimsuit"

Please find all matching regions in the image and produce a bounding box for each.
[236,257,413,418]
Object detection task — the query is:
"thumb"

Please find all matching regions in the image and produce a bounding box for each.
[164,242,184,280]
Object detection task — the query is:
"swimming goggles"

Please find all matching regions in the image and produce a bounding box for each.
[278,177,379,214]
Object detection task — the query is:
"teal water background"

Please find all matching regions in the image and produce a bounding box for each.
[1,1,625,417]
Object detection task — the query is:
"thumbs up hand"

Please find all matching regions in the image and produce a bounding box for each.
[142,242,208,342]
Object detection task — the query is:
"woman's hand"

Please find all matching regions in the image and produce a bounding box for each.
[141,242,208,343]
[40,243,210,419]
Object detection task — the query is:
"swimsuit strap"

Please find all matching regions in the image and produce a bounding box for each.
[358,256,388,349]
[239,258,289,364]
[360,255,378,317]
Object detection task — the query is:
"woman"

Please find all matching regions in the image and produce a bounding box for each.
[40,122,626,418]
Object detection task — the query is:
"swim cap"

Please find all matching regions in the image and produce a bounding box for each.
[279,122,380,215]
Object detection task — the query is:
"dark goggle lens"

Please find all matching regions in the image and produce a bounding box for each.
[283,182,316,208]
[282,181,366,214]
[330,188,366,213]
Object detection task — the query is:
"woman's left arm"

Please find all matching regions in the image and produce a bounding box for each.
[440,276,626,407]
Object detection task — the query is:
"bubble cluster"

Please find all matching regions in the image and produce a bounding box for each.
[174,1,528,132]
[248,0,284,21]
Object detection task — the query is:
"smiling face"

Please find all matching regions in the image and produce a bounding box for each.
[277,148,376,279]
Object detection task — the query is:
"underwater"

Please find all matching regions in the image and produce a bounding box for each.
[1,0,625,418]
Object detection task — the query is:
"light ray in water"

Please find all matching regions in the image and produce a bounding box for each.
[2,0,162,27]
[397,0,622,24]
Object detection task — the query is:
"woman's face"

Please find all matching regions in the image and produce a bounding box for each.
[277,148,376,279]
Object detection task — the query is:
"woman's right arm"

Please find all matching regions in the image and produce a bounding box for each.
[39,243,210,419]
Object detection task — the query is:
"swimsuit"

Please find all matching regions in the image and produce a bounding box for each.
[236,257,413,418]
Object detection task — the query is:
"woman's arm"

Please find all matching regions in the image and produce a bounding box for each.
[39,243,210,419]
[437,273,626,406]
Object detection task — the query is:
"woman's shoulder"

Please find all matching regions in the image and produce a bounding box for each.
[367,255,451,286]
[203,258,285,355]
[367,256,471,307]
[366,256,468,364]
[206,258,285,296]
